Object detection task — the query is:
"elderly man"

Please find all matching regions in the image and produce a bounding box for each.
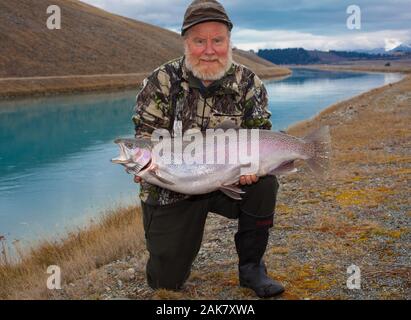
[132,0,284,298]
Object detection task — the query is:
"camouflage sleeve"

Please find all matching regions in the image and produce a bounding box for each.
[241,74,272,130]
[132,69,172,138]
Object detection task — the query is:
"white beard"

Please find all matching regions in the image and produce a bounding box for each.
[184,44,233,81]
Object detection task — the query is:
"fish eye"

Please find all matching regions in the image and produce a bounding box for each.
[126,143,133,149]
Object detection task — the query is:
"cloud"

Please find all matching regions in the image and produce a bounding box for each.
[224,0,411,34]
[82,0,411,31]
[232,28,411,51]
[83,0,187,26]
[80,0,411,50]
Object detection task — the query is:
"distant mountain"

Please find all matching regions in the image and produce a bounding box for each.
[355,48,387,55]
[0,0,285,78]
[350,44,411,55]
[390,44,411,53]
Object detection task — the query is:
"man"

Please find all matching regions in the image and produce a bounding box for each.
[132,0,284,298]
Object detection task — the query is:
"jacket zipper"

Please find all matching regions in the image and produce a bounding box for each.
[200,97,207,130]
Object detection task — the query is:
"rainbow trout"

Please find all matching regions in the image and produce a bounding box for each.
[111,125,331,200]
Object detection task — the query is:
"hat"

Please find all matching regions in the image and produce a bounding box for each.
[181,0,233,36]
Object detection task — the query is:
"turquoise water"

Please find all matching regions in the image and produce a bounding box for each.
[0,69,403,243]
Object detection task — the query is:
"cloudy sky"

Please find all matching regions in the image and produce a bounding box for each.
[82,0,411,51]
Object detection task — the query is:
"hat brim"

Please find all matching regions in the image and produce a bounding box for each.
[181,18,233,36]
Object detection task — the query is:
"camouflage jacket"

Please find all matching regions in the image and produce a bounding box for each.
[132,55,272,206]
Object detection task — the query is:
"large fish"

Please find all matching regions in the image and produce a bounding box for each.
[111,124,331,200]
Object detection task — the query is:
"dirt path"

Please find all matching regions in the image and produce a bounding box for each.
[0,73,148,82]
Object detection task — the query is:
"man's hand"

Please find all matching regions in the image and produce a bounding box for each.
[125,168,143,184]
[239,174,259,185]
[134,176,143,184]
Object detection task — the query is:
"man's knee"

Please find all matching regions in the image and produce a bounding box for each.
[146,255,192,290]
[141,200,208,291]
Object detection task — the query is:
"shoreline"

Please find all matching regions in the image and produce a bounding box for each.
[1,65,410,299]
[286,62,411,75]
[0,73,147,100]
[286,74,408,133]
[0,67,292,100]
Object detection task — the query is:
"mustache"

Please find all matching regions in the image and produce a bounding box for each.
[200,57,219,61]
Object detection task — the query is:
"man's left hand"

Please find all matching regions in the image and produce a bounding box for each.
[239,174,259,185]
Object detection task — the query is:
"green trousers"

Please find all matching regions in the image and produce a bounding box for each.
[141,175,280,290]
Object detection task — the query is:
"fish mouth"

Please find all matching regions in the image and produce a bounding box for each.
[111,158,131,164]
[111,141,130,164]
[111,139,153,174]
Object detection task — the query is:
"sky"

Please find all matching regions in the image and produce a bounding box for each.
[82,0,411,52]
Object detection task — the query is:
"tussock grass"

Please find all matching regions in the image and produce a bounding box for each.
[0,205,144,299]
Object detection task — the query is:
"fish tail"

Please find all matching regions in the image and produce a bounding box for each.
[303,126,331,179]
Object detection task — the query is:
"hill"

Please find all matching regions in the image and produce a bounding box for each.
[0,0,185,77]
[0,0,290,97]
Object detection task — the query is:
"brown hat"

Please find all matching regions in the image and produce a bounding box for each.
[181,0,233,36]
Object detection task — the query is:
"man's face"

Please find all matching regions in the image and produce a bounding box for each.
[184,21,232,81]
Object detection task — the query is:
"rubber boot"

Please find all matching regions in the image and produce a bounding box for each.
[235,226,285,298]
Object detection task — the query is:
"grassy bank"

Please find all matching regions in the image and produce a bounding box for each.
[1,67,409,300]
[0,206,144,299]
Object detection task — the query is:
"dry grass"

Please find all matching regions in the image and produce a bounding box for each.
[0,205,144,299]
[272,73,411,299]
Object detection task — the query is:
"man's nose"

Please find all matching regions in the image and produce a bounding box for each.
[204,40,215,55]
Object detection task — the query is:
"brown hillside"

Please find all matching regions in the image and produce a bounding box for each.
[0,0,184,77]
[0,0,289,79]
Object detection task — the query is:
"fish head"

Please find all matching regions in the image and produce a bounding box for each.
[111,138,152,173]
